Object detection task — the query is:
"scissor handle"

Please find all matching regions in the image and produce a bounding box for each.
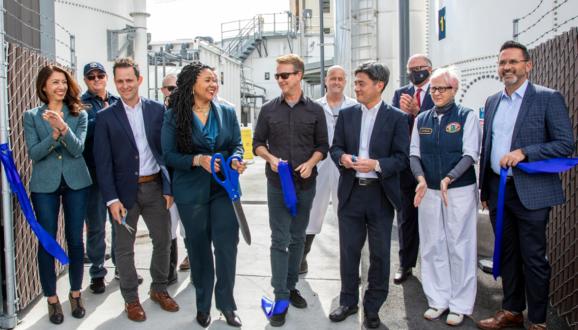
[211,153,227,185]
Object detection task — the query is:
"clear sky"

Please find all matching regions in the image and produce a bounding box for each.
[147,0,290,42]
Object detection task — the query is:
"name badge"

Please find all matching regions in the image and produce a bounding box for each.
[419,127,433,135]
[445,122,462,133]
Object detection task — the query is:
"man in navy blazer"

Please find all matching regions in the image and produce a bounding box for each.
[329,62,409,329]
[391,54,434,285]
[94,58,179,322]
[477,41,574,330]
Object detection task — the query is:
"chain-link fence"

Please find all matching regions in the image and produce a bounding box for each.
[1,0,76,318]
[5,43,71,310]
[529,27,578,328]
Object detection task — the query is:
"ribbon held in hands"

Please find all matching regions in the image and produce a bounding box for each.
[278,160,298,217]
[492,157,578,279]
[0,143,69,265]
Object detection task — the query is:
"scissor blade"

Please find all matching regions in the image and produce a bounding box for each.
[232,200,251,245]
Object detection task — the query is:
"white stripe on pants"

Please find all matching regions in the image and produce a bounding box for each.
[418,183,477,315]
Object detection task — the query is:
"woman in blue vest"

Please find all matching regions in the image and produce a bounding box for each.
[410,67,481,325]
[24,65,91,324]
[161,62,245,328]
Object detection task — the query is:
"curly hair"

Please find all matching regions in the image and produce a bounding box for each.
[170,62,213,154]
[35,65,84,116]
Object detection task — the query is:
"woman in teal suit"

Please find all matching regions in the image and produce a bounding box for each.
[23,65,91,324]
[161,62,245,328]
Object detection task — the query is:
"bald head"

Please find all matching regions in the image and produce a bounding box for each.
[161,73,177,97]
[406,54,433,87]
[325,65,347,97]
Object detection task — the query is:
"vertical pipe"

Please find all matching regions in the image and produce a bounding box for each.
[513,18,519,41]
[399,0,410,86]
[319,0,325,96]
[70,35,77,73]
[154,52,159,101]
[0,1,18,327]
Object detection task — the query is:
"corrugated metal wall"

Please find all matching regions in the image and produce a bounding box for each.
[529,27,578,328]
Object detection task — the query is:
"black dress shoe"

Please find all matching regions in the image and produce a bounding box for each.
[269,308,287,327]
[289,289,307,308]
[221,310,242,327]
[329,305,359,322]
[364,311,381,329]
[393,267,412,284]
[90,277,106,294]
[196,311,211,328]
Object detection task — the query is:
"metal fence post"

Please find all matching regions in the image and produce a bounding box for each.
[0,1,19,328]
[70,34,77,73]
[513,18,519,41]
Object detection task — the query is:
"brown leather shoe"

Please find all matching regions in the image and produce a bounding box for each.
[150,290,179,312]
[125,300,146,322]
[528,324,547,330]
[477,310,524,330]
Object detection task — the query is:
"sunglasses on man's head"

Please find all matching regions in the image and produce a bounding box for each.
[163,86,176,92]
[274,71,299,80]
[86,73,106,81]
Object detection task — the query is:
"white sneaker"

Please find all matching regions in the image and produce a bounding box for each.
[424,307,447,320]
[446,312,464,326]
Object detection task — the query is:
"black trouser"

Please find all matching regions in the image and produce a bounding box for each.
[396,169,419,269]
[488,174,551,324]
[338,181,394,313]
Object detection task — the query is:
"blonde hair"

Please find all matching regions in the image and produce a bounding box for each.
[276,54,305,73]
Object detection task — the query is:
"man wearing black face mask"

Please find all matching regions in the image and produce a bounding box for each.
[391,54,434,285]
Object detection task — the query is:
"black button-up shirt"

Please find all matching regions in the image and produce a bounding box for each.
[253,94,328,189]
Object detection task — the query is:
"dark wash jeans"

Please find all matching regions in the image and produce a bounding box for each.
[31,181,89,297]
[267,182,316,301]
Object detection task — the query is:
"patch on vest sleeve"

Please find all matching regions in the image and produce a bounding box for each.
[419,127,433,134]
[445,122,462,133]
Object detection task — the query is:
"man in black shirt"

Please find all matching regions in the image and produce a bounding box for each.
[253,54,328,327]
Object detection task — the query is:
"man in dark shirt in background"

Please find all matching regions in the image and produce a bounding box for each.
[253,54,328,327]
[81,62,120,294]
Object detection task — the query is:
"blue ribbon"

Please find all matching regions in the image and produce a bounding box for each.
[278,161,298,217]
[492,158,578,279]
[0,144,69,265]
[261,296,289,319]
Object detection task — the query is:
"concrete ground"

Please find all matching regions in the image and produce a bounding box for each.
[16,158,569,330]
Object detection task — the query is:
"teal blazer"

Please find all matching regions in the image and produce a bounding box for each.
[23,104,92,193]
[161,101,243,204]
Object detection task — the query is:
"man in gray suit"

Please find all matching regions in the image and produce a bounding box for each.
[477,41,574,330]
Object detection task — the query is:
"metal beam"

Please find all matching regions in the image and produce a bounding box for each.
[399,0,410,86]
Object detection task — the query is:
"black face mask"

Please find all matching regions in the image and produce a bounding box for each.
[409,70,430,85]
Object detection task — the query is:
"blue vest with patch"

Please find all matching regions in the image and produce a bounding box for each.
[416,104,476,190]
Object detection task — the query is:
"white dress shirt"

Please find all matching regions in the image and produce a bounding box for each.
[122,98,160,177]
[357,101,382,179]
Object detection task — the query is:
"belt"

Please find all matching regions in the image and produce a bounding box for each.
[138,172,160,184]
[356,178,379,186]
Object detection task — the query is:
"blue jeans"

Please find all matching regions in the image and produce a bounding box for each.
[85,178,109,278]
[31,181,89,297]
[267,183,315,301]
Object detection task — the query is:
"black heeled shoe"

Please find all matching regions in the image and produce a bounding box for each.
[196,311,211,328]
[221,310,242,327]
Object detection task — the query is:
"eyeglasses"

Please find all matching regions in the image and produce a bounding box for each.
[498,59,528,67]
[163,86,176,92]
[408,65,430,72]
[275,71,299,80]
[430,86,453,94]
[86,73,106,81]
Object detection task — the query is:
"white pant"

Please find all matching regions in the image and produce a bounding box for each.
[169,203,186,240]
[418,183,478,315]
[306,157,339,235]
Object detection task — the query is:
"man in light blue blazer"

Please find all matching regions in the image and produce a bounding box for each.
[478,41,574,330]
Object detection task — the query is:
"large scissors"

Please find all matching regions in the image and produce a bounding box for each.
[211,153,251,245]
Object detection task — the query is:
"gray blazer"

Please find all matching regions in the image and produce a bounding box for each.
[479,82,575,210]
[23,104,92,193]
